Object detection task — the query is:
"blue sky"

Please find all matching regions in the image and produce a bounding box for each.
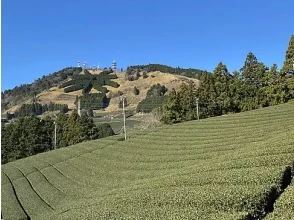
[2,0,294,91]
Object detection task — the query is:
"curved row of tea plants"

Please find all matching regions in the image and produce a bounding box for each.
[1,102,294,220]
[265,181,294,220]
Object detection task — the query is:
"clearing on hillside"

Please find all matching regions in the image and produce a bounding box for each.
[1,102,294,219]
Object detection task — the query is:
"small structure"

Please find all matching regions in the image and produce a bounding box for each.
[78,61,80,67]
[111,60,117,72]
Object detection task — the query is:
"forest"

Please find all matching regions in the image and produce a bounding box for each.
[1,110,114,164]
[126,63,209,79]
[161,35,294,123]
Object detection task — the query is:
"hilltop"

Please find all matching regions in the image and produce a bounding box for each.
[1,64,204,115]
[2,101,294,219]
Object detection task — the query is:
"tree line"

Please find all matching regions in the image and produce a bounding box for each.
[126,64,209,79]
[162,41,294,124]
[13,102,69,118]
[1,110,114,164]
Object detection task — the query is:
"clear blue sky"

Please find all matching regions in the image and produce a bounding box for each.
[2,0,294,91]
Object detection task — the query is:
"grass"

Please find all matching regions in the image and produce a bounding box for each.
[1,102,294,220]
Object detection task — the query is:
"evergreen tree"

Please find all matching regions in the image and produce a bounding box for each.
[195,72,218,118]
[229,71,243,112]
[239,52,268,111]
[162,88,181,124]
[281,35,294,98]
[177,83,197,121]
[64,109,83,146]
[281,35,294,74]
[261,64,290,106]
[56,112,68,148]
[212,62,233,114]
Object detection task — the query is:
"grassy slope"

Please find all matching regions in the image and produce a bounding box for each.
[5,71,199,114]
[1,102,294,219]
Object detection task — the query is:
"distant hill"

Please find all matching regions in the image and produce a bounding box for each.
[1,67,83,111]
[2,64,204,114]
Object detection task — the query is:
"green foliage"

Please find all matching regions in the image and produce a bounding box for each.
[136,84,168,113]
[2,67,82,110]
[126,64,208,79]
[56,110,114,148]
[1,110,115,164]
[137,96,167,113]
[96,124,115,138]
[16,103,69,117]
[1,102,294,219]
[80,93,108,110]
[94,85,108,93]
[105,80,119,88]
[1,115,54,164]
[162,84,197,124]
[82,82,93,95]
[266,183,294,220]
[281,35,294,74]
[162,48,294,124]
[58,79,75,89]
[133,86,140,95]
[146,83,168,98]
[142,72,148,79]
[64,84,84,93]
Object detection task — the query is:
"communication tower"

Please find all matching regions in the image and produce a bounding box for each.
[111,60,117,72]
[78,61,80,67]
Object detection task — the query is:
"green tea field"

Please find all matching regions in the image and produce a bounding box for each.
[1,102,294,220]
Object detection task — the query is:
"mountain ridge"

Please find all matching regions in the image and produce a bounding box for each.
[2,64,205,114]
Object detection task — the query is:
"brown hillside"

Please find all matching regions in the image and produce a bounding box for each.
[6,71,199,113]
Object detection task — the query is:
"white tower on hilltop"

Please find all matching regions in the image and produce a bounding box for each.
[83,61,86,70]
[111,60,117,72]
[97,63,100,70]
[78,61,80,67]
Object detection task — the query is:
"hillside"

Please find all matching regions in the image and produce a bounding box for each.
[4,70,200,114]
[2,102,294,219]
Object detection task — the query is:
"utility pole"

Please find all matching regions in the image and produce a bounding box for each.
[54,121,57,150]
[120,96,127,140]
[122,97,127,140]
[78,98,81,116]
[196,98,199,121]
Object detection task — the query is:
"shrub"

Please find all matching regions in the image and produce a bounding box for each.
[143,72,148,79]
[105,80,120,88]
[64,84,84,93]
[96,123,114,138]
[136,96,167,113]
[133,86,140,95]
[58,79,75,89]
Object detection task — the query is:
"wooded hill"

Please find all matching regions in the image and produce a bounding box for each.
[1,65,202,116]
